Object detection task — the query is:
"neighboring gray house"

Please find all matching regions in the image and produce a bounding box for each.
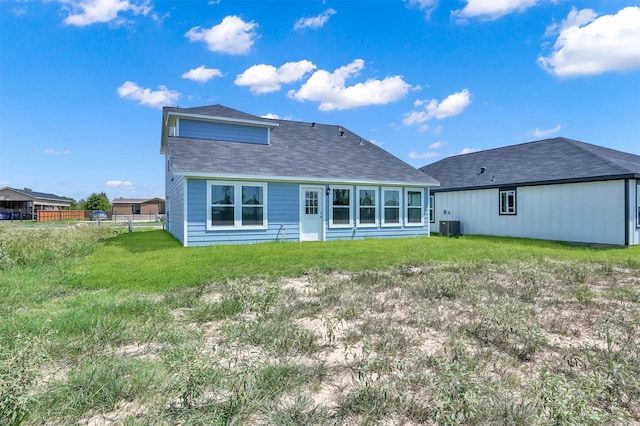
[420,137,640,246]
[161,105,439,246]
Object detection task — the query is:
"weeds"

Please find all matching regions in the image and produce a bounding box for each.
[2,227,639,424]
[0,334,48,426]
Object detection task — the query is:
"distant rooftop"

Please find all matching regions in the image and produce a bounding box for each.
[420,137,640,191]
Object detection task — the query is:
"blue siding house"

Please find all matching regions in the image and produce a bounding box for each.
[161,105,439,246]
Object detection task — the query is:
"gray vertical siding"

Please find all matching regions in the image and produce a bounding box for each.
[433,180,630,245]
[178,119,269,145]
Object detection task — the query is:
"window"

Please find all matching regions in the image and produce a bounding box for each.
[499,188,517,215]
[330,186,352,227]
[305,190,318,215]
[406,189,424,226]
[429,194,435,223]
[357,186,378,227]
[382,188,401,226]
[207,181,267,229]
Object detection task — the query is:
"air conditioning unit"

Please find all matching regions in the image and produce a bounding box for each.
[439,220,461,237]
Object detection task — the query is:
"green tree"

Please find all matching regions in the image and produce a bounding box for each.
[83,192,111,211]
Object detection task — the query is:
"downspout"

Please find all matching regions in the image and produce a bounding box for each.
[624,179,630,246]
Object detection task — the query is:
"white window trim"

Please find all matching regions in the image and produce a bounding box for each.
[356,186,378,228]
[329,185,353,228]
[429,194,435,223]
[405,188,424,227]
[499,188,517,215]
[381,187,402,227]
[206,180,268,230]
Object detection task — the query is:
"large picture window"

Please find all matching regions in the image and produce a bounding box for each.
[330,186,352,227]
[499,188,516,215]
[357,186,377,227]
[207,181,267,229]
[406,189,424,226]
[382,188,401,226]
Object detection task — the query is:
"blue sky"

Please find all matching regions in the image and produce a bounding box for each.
[1,0,639,202]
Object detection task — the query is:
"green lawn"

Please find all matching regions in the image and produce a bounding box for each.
[81,230,640,291]
[1,226,639,425]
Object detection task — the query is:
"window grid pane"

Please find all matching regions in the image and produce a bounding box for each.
[305,191,318,215]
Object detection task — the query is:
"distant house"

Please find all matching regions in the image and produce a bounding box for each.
[0,187,71,220]
[112,197,165,217]
[161,105,439,246]
[420,137,640,246]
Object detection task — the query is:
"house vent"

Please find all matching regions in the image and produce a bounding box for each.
[169,126,177,137]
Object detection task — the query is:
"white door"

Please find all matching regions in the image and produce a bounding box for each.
[300,186,324,241]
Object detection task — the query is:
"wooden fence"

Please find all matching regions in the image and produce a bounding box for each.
[38,210,89,222]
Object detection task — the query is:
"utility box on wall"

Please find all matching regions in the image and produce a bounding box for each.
[439,220,461,237]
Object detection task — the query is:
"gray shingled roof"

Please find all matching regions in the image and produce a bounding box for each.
[166,105,438,186]
[0,187,71,202]
[164,105,264,122]
[420,137,640,191]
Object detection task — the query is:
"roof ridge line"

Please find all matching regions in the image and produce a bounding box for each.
[567,139,632,174]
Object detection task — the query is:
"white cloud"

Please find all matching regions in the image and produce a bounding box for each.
[185,16,258,55]
[261,113,280,119]
[453,0,539,20]
[44,148,71,156]
[182,66,223,83]
[294,8,336,30]
[429,141,448,149]
[460,148,479,154]
[538,6,640,77]
[530,124,561,138]
[405,0,438,18]
[409,151,441,159]
[235,60,316,94]
[54,0,151,26]
[106,180,134,188]
[117,81,180,108]
[543,8,597,38]
[403,89,471,125]
[288,59,411,111]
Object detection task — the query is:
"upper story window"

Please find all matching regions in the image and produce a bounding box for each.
[405,189,424,226]
[207,181,267,230]
[357,186,378,227]
[499,188,517,215]
[429,194,435,223]
[382,188,401,226]
[330,186,352,228]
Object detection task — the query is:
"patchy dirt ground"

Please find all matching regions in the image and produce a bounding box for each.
[26,262,640,424]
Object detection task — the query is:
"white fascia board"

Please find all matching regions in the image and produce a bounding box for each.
[175,171,438,187]
[166,112,279,129]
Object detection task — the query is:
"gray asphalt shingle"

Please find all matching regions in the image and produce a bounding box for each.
[166,105,439,186]
[420,137,640,191]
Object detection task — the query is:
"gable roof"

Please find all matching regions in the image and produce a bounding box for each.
[165,105,439,186]
[420,137,640,191]
[0,187,71,203]
[112,197,164,204]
